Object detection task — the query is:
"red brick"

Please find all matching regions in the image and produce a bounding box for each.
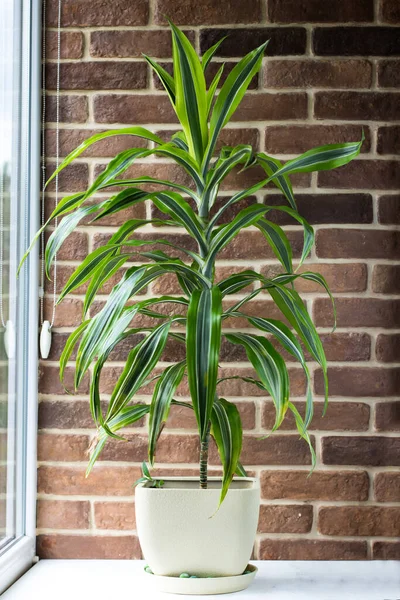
[372,265,400,293]
[378,195,400,224]
[375,401,400,431]
[37,534,141,559]
[47,62,147,91]
[218,230,304,260]
[42,297,84,328]
[322,436,400,466]
[319,506,400,536]
[264,59,372,89]
[258,504,313,534]
[231,93,308,121]
[94,501,136,530]
[265,125,370,154]
[219,435,315,467]
[374,472,400,502]
[167,401,256,431]
[46,128,148,159]
[46,162,88,192]
[37,433,90,462]
[39,365,89,395]
[318,161,400,190]
[316,366,400,397]
[314,26,400,56]
[373,542,400,560]
[44,265,88,295]
[314,298,400,329]
[316,229,400,259]
[94,94,176,124]
[90,30,179,58]
[98,433,200,464]
[154,0,262,25]
[261,469,369,501]
[37,500,90,530]
[315,92,400,121]
[268,0,373,22]
[200,28,306,57]
[319,333,371,361]
[47,0,149,27]
[46,94,88,123]
[377,127,400,154]
[262,401,370,432]
[262,263,368,293]
[259,539,367,560]
[223,164,310,190]
[376,334,400,362]
[47,31,84,59]
[38,465,140,496]
[268,194,372,224]
[381,0,400,23]
[378,60,400,87]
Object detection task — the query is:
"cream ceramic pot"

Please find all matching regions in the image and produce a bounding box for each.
[135,477,260,577]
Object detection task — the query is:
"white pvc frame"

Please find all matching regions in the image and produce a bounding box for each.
[0,0,40,593]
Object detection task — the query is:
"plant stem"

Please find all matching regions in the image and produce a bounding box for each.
[199,426,210,489]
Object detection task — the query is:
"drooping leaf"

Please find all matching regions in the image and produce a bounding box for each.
[225,332,290,431]
[256,218,293,273]
[211,398,242,506]
[186,286,222,441]
[148,362,186,464]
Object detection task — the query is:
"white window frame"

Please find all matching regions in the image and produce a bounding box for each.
[0,0,41,593]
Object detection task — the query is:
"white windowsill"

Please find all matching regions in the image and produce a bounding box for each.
[2,559,400,599]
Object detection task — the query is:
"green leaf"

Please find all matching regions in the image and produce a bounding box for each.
[276,137,364,177]
[152,191,208,254]
[225,332,290,431]
[206,64,224,118]
[205,205,270,274]
[211,398,242,506]
[201,37,228,71]
[86,404,150,476]
[204,41,268,171]
[59,320,89,390]
[45,205,98,276]
[170,22,208,164]
[148,362,186,465]
[46,127,163,189]
[268,284,329,411]
[144,55,176,104]
[83,253,130,315]
[106,321,171,421]
[186,286,222,441]
[75,266,146,387]
[93,188,151,222]
[256,218,293,273]
[218,270,261,296]
[268,206,314,267]
[257,153,297,210]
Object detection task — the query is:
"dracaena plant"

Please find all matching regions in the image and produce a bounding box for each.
[21,23,362,505]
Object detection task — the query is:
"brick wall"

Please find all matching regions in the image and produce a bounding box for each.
[38,0,400,560]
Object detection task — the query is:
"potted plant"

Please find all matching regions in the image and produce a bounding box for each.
[21,22,362,594]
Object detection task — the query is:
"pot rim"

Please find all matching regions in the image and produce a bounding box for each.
[137,476,259,491]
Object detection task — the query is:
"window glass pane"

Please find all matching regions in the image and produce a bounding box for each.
[0,0,23,550]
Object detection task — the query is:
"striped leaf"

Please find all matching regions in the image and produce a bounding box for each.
[257,153,297,210]
[45,205,98,276]
[152,191,208,254]
[59,320,89,390]
[86,404,150,476]
[267,206,314,267]
[170,22,208,164]
[225,332,290,431]
[75,267,146,387]
[186,286,222,440]
[211,398,242,506]
[204,41,268,171]
[144,54,176,104]
[45,127,164,188]
[106,321,171,421]
[83,253,130,315]
[268,284,329,411]
[206,64,224,118]
[201,37,227,71]
[148,362,186,465]
[218,270,262,296]
[256,218,293,273]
